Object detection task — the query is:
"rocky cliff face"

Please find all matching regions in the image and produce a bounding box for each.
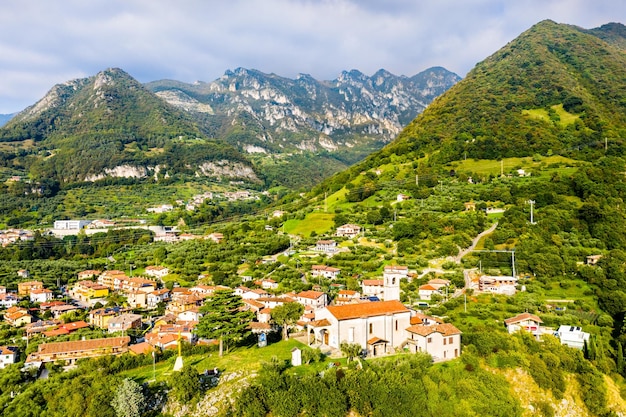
[0,68,259,185]
[146,67,460,160]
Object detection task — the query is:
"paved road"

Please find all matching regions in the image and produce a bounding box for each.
[454,222,498,264]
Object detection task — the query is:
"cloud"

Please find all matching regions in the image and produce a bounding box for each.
[0,0,623,113]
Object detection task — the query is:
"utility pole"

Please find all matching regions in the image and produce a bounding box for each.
[324,191,328,210]
[527,200,536,224]
[512,251,516,279]
[473,249,516,279]
[605,137,608,151]
[415,174,419,187]
[500,160,504,176]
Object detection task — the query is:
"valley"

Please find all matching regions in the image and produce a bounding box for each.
[0,19,625,417]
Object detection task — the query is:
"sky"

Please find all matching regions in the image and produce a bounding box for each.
[0,0,624,114]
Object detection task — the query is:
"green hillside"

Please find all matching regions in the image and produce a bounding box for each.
[318,20,626,189]
[0,68,255,185]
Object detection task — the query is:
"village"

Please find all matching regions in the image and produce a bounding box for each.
[0,220,593,375]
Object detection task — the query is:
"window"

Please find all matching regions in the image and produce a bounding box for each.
[369,323,373,334]
[443,338,447,345]
[395,320,398,331]
[449,336,453,344]
[427,337,432,343]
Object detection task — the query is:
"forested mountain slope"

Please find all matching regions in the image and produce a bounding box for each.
[0,68,258,186]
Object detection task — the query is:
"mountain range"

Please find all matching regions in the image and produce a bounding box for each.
[146,67,459,156]
[0,66,459,189]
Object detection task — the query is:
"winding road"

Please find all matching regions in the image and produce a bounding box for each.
[454,221,499,264]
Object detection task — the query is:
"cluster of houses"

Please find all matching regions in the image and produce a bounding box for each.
[0,229,34,247]
[147,190,258,214]
[0,259,596,370]
[0,260,463,368]
[504,312,591,349]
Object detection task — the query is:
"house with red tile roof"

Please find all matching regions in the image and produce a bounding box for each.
[295,290,329,310]
[335,290,361,305]
[504,313,543,338]
[405,323,462,361]
[311,265,341,280]
[308,300,412,356]
[335,224,361,238]
[0,346,18,368]
[361,279,384,299]
[144,266,169,279]
[418,284,441,301]
[240,288,269,300]
[30,288,54,303]
[308,301,462,361]
[25,336,131,365]
[147,289,170,309]
[18,281,43,297]
[4,306,32,326]
[42,321,90,337]
[0,292,18,308]
[129,341,154,355]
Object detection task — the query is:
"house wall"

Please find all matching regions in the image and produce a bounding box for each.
[316,309,411,350]
[0,353,16,369]
[409,332,461,361]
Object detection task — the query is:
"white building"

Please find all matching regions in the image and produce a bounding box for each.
[53,220,92,230]
[361,274,400,301]
[405,323,462,362]
[295,291,329,310]
[361,279,384,299]
[335,290,361,305]
[147,289,170,309]
[0,346,18,369]
[308,300,412,356]
[336,224,361,238]
[418,284,440,301]
[30,288,54,303]
[479,275,518,295]
[311,265,341,280]
[504,313,543,338]
[144,266,170,279]
[557,325,590,349]
[315,240,337,254]
[107,313,143,334]
[0,293,18,308]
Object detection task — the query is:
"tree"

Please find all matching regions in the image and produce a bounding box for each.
[196,289,254,356]
[272,302,304,340]
[340,342,363,363]
[169,364,201,403]
[110,378,145,417]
